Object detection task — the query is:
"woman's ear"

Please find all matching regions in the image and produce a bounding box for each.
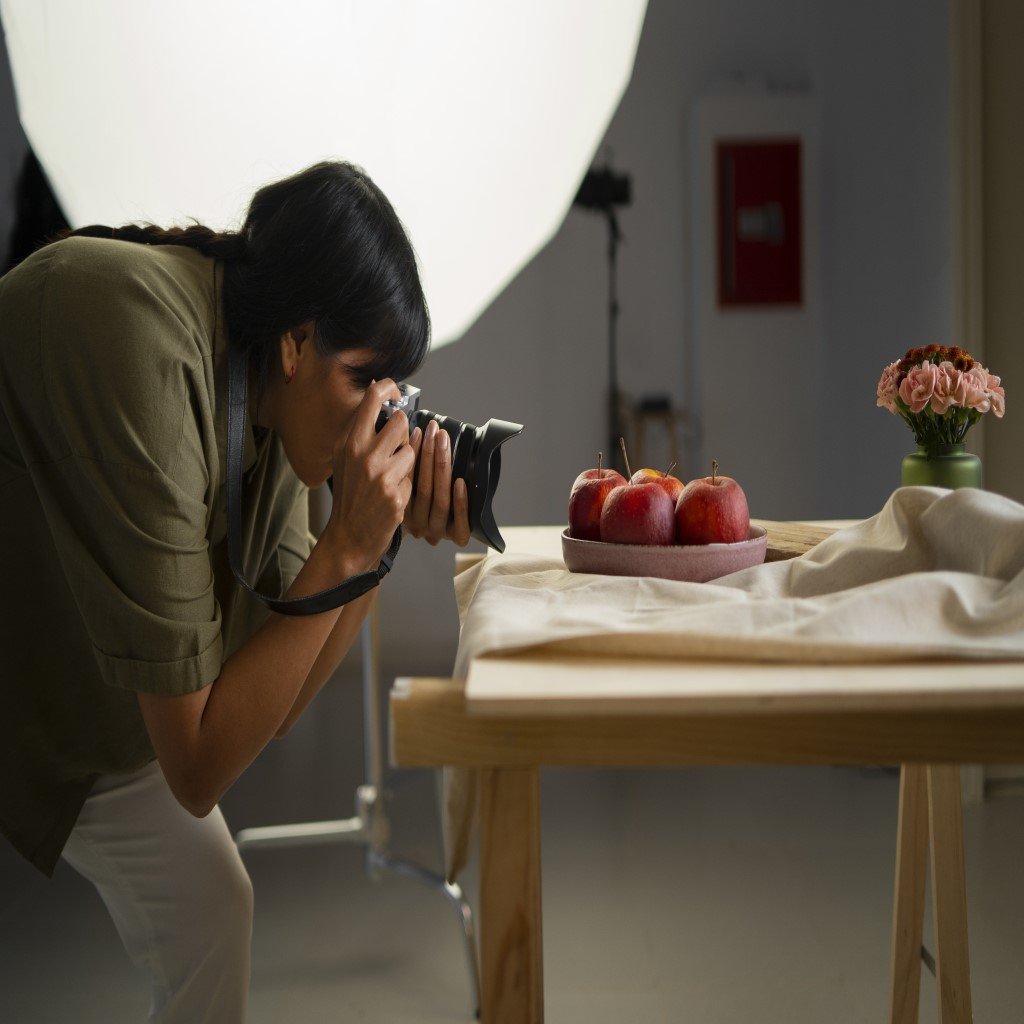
[278,320,316,377]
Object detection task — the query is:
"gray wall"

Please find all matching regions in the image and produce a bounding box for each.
[0,16,29,260]
[0,2,954,682]
[378,0,953,678]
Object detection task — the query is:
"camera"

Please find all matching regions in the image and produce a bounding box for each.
[375,384,523,553]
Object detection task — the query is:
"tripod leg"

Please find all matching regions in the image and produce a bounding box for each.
[369,851,481,1019]
[366,607,480,1016]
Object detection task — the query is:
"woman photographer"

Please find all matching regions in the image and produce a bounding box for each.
[0,160,468,1022]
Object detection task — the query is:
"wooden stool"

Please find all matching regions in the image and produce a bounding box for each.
[890,764,972,1023]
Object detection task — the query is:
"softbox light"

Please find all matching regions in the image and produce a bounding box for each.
[0,0,647,347]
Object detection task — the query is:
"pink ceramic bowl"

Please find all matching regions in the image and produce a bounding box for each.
[561,526,768,583]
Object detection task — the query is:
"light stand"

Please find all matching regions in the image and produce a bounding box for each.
[606,206,623,473]
[234,611,481,1019]
[573,163,632,474]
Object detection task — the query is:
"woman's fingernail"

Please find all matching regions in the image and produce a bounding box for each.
[427,420,437,440]
[439,430,449,451]
[411,427,421,445]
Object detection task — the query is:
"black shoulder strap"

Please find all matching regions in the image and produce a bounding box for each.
[227,344,401,616]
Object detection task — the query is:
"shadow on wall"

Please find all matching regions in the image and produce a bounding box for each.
[0,11,49,271]
[6,149,68,273]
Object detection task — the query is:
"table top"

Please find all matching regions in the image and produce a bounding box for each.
[464,653,1024,717]
[389,523,1024,768]
[390,670,1024,766]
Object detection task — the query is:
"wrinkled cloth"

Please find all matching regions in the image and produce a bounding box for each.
[456,487,1024,674]
[442,487,1024,881]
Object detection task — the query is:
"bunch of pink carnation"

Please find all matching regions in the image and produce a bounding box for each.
[876,344,1005,448]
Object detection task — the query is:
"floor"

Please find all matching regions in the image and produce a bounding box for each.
[2,666,1023,1023]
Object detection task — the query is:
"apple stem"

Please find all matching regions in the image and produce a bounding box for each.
[618,437,632,480]
[665,461,677,479]
[712,459,718,485]
[597,451,604,478]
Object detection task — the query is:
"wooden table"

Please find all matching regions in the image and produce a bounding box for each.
[389,525,1024,1023]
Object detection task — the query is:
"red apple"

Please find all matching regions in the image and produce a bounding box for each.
[674,460,750,545]
[629,465,685,506]
[568,454,626,541]
[600,480,676,545]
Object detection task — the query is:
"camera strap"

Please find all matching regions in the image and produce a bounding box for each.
[226,344,401,616]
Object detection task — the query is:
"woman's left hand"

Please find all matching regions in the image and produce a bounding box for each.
[403,420,472,546]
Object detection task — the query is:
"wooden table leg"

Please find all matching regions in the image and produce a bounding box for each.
[889,764,929,1024]
[479,767,543,1023]
[928,765,973,1023]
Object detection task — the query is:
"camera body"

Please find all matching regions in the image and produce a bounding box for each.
[374,383,422,433]
[374,384,522,552]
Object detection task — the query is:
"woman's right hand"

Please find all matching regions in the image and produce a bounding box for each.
[325,379,416,568]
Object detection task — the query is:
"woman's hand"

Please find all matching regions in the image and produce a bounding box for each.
[326,380,416,566]
[403,418,472,547]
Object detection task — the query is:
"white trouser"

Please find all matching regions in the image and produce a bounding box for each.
[61,758,253,1023]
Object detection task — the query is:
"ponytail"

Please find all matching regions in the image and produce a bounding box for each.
[47,221,247,262]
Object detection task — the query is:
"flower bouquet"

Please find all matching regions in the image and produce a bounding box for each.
[877,344,1004,445]
[876,344,1005,489]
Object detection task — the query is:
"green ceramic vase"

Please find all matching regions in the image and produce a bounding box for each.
[900,443,982,489]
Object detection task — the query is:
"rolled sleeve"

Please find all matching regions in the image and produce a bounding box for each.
[93,631,223,695]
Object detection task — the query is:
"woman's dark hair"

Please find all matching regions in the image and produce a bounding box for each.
[47,161,431,401]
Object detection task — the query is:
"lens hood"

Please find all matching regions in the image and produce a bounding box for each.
[411,411,523,552]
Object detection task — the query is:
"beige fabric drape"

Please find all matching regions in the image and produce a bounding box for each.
[442,487,1024,882]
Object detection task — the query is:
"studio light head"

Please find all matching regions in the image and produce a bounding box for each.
[573,166,632,212]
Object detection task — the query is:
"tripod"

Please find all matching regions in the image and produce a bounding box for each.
[234,609,481,1018]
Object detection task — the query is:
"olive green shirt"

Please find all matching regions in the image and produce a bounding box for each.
[0,237,316,875]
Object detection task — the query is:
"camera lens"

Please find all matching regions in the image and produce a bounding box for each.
[365,388,523,552]
[409,410,523,552]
